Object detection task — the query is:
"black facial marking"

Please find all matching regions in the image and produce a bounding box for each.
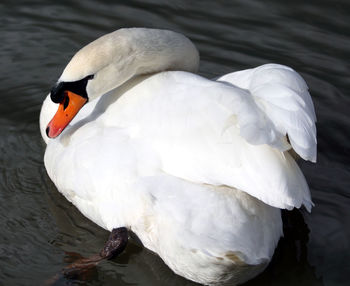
[63,95,69,110]
[50,74,94,104]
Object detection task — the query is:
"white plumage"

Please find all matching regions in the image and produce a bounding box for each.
[40,28,316,285]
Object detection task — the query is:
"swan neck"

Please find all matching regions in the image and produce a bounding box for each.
[61,28,199,100]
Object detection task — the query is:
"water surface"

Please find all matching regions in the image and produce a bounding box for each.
[0,1,349,285]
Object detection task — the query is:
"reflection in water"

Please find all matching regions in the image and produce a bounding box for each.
[246,210,322,286]
[0,0,349,285]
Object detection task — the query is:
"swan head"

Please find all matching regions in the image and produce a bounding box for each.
[45,28,199,138]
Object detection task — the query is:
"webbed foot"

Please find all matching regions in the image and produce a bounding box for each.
[44,227,128,285]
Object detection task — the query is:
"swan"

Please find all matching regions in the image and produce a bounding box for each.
[39,28,316,285]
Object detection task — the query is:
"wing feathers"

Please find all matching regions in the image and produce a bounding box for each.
[100,69,316,211]
[218,64,317,162]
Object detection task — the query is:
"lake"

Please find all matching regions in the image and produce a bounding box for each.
[0,0,349,285]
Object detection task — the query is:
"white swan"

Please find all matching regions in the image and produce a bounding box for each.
[40,28,316,285]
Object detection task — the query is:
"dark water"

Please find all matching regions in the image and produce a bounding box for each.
[1,0,349,285]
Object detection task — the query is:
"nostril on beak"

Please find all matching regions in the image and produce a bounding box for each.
[46,126,50,137]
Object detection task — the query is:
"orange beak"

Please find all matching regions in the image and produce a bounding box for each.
[46,90,87,138]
